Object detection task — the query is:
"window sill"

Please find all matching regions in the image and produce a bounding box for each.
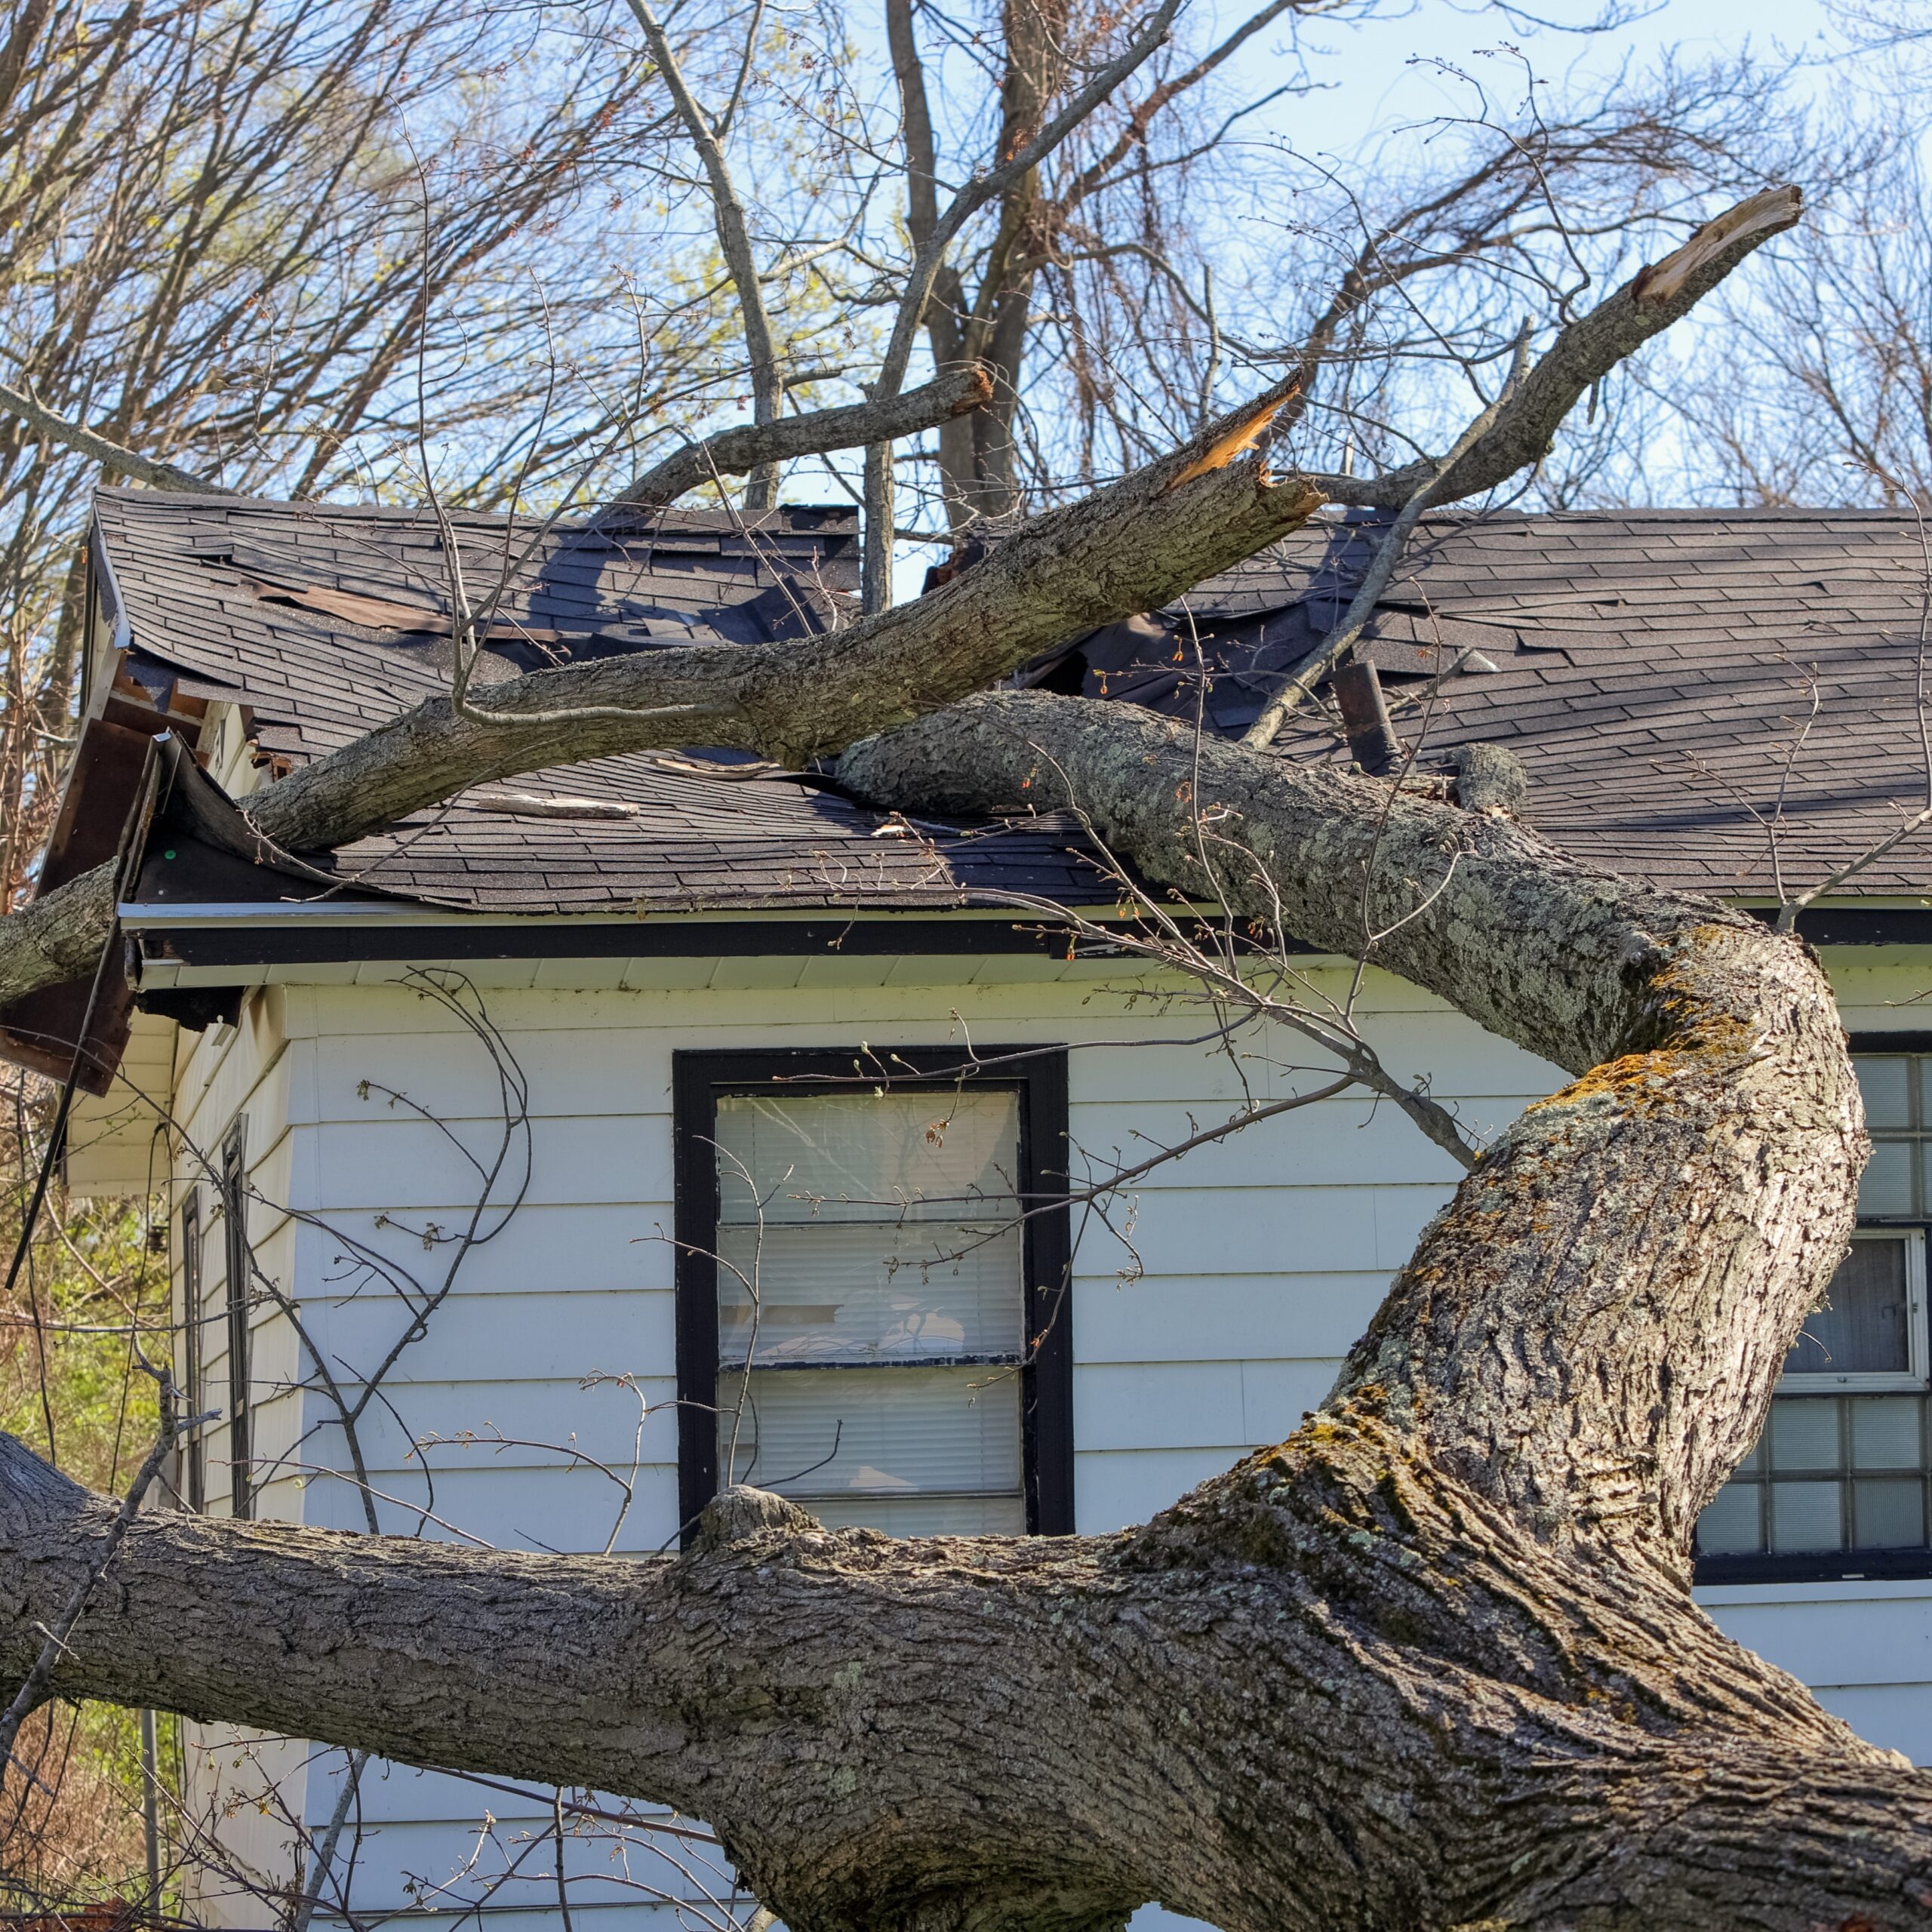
[1695,1547,1932,1586]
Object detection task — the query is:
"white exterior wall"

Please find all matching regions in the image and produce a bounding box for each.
[165,982,312,1918]
[158,940,1932,1925]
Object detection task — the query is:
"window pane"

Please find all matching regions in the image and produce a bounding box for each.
[715,1090,1023,1223]
[1697,1481,1763,1555]
[1770,1398,1841,1469]
[717,1223,1025,1365]
[1787,1241,1912,1377]
[718,1364,1023,1506]
[1859,1141,1915,1217]
[1770,1481,1843,1552]
[1854,1478,1926,1549]
[1852,1395,1924,1469]
[709,1087,1032,1537]
[1861,1057,1912,1131]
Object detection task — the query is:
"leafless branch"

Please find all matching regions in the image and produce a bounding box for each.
[610,366,992,510]
[0,381,231,494]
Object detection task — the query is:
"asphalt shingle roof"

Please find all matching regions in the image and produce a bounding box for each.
[93,489,1110,913]
[1057,509,1932,900]
[91,491,1932,914]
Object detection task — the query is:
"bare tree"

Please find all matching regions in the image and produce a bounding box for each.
[0,0,771,921]
[1646,137,1932,506]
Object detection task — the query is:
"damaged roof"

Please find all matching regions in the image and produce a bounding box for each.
[1041,507,1932,900]
[88,489,1112,915]
[85,491,1932,918]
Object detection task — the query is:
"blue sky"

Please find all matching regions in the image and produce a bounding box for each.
[1247,0,1838,158]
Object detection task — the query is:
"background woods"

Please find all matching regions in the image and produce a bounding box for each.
[2,0,1932,1924]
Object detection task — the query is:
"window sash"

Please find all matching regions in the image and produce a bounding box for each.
[1777,1229,1927,1395]
[1697,1045,1932,1575]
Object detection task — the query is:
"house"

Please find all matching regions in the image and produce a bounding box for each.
[14,489,1932,1926]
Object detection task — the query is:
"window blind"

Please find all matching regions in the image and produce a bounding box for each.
[711,1088,1028,1535]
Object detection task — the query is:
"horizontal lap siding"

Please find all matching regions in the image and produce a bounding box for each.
[1065,998,1538,1530]
[271,969,1540,1555]
[168,993,315,1927]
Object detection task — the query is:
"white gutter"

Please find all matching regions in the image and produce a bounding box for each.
[117,898,1125,931]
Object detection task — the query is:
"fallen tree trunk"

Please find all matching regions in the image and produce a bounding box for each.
[3,692,1921,1932]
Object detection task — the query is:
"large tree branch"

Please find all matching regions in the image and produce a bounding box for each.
[175,377,1322,851]
[0,188,1801,1026]
[839,689,1861,1556]
[0,864,118,1008]
[2,688,1913,1932]
[1309,186,1802,509]
[0,379,232,494]
[609,365,993,509]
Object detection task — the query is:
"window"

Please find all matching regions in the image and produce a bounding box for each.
[674,1049,1072,1543]
[221,1119,252,1521]
[179,1192,205,1512]
[1697,1048,1932,1581]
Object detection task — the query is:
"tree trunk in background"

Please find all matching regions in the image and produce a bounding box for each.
[923,0,1069,536]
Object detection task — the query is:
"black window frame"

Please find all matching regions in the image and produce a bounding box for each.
[673,1046,1073,1547]
[179,1190,205,1512]
[221,1118,252,1521]
[1696,1032,1932,1586]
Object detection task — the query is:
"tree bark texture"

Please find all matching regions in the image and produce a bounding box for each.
[5,690,1927,1932]
[0,862,115,1007]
